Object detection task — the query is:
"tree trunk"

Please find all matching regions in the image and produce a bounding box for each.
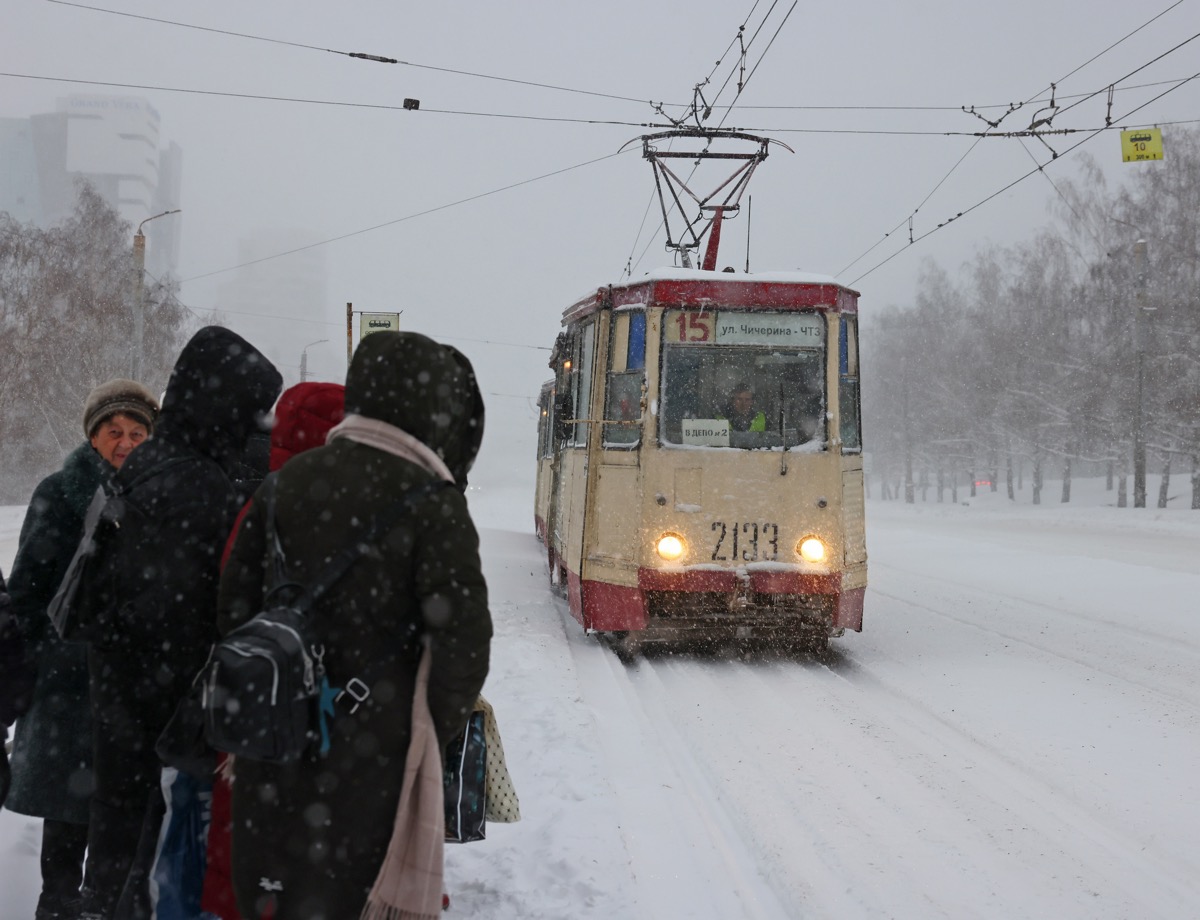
[1158,453,1171,509]
[1192,453,1200,510]
[1033,455,1043,505]
[905,451,914,504]
[1061,456,1071,503]
[937,466,945,503]
[1006,453,1014,500]
[951,469,958,504]
[968,462,977,498]
[1118,473,1128,508]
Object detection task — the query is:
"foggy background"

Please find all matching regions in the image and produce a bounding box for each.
[4,0,1199,494]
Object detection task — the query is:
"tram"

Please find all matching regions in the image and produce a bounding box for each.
[534,267,866,656]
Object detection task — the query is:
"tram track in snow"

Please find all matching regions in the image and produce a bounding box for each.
[554,584,1200,919]
[869,562,1200,722]
[871,555,1200,658]
[554,598,795,920]
[648,633,1200,920]
[646,639,1199,918]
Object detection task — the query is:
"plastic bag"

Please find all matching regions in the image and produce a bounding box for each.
[443,710,486,843]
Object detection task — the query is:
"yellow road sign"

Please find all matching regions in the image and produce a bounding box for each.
[1121,128,1163,162]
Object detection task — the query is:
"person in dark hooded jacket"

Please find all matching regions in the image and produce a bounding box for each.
[203,380,346,920]
[217,331,492,920]
[73,327,282,919]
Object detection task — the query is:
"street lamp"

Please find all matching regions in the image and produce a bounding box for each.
[1132,239,1149,508]
[131,208,181,380]
[300,339,329,382]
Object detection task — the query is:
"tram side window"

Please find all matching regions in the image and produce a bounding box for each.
[604,311,645,446]
[839,316,862,452]
[538,388,555,458]
[570,322,596,446]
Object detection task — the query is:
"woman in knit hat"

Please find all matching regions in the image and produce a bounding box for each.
[82,378,159,469]
[5,377,158,920]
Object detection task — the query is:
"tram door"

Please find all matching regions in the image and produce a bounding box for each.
[551,321,597,603]
[580,311,647,606]
[838,315,867,575]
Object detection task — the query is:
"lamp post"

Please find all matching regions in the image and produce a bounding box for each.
[131,208,181,380]
[300,339,329,382]
[1133,239,1149,508]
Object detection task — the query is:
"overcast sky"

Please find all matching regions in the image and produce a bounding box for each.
[5,0,1200,481]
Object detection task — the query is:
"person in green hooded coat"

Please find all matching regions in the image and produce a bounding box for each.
[217,331,493,920]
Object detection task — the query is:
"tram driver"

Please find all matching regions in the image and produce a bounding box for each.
[722,382,766,432]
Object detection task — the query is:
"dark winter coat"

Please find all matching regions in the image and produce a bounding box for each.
[218,332,492,920]
[78,326,283,740]
[204,381,345,920]
[5,442,110,823]
[0,568,34,729]
[1,567,33,809]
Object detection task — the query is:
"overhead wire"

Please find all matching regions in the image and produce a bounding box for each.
[40,0,1197,308]
[43,0,657,106]
[624,0,774,272]
[0,72,671,129]
[1014,137,1105,268]
[837,0,1192,279]
[1050,27,1200,122]
[182,148,633,282]
[848,70,1200,286]
[715,1,798,131]
[145,269,551,354]
[8,70,1197,137]
[626,0,796,274]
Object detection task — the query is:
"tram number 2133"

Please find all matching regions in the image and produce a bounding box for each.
[711,521,780,562]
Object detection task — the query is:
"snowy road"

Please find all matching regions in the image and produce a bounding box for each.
[3,483,1199,919]
[522,497,1200,920]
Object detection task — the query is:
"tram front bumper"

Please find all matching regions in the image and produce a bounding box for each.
[580,566,864,641]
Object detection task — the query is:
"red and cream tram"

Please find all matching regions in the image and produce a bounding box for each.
[535,268,866,656]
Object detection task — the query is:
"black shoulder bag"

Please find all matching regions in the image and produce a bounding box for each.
[201,475,452,764]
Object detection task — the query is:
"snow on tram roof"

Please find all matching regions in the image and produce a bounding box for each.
[562,266,858,323]
[636,266,849,287]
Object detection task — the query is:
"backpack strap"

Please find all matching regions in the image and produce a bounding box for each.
[261,474,302,606]
[264,477,454,613]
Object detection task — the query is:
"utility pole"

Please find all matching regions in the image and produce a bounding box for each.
[131,232,146,380]
[131,209,180,380]
[1133,239,1149,508]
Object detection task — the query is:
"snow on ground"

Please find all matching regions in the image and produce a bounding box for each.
[3,475,1199,919]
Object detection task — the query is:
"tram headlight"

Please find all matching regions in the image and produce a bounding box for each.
[655,532,686,561]
[797,535,827,564]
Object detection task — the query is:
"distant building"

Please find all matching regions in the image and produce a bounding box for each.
[0,94,182,279]
[216,229,331,385]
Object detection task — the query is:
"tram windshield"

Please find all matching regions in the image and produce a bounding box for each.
[660,309,826,450]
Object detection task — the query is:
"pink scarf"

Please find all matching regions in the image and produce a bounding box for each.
[330,415,450,919]
[327,414,455,484]
[360,643,443,920]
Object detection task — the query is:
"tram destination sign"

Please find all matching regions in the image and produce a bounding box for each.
[681,419,730,446]
[715,312,825,346]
